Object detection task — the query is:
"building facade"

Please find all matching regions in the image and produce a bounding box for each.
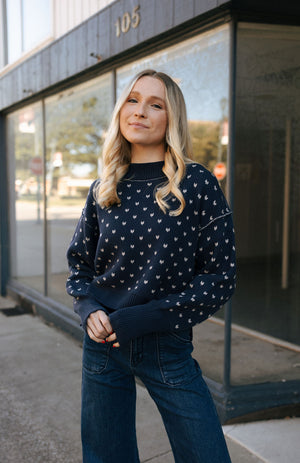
[0,0,299,422]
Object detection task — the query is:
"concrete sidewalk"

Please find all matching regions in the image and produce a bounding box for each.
[0,310,299,462]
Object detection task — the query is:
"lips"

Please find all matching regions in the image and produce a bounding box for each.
[129,121,148,128]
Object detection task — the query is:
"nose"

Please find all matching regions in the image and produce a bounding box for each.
[134,102,146,118]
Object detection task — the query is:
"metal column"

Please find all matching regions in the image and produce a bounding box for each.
[223,18,237,390]
[0,113,9,295]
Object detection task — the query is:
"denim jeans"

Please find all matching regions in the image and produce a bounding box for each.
[81,329,231,463]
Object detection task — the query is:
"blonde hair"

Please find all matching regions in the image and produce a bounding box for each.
[94,69,193,216]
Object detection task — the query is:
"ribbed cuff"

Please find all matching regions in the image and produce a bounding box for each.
[109,300,170,345]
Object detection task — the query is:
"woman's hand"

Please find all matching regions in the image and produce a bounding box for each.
[86,310,120,347]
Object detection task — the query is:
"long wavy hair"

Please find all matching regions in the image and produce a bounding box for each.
[94,69,193,216]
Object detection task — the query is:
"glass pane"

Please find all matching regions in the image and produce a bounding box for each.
[23,0,52,51]
[6,0,52,63]
[6,0,22,63]
[45,73,113,306]
[233,24,300,347]
[7,103,44,291]
[117,25,230,189]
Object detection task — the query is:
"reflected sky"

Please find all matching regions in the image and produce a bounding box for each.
[117,26,229,122]
[7,0,52,63]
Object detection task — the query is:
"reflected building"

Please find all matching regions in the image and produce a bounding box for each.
[0,0,299,422]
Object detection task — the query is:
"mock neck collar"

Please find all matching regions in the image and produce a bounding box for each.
[124,161,166,181]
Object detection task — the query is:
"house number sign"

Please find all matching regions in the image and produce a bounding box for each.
[115,5,141,37]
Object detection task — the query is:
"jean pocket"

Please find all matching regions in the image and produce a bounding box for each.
[82,334,110,374]
[157,329,199,387]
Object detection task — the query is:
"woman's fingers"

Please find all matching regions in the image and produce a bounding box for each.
[97,310,113,335]
[86,312,103,338]
[86,325,105,343]
[105,332,117,342]
[87,325,119,347]
[86,310,119,346]
[105,333,120,348]
[87,310,109,339]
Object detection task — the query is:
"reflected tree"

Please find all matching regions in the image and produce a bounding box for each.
[46,93,108,180]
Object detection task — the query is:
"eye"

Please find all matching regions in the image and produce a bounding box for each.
[127,97,137,103]
[152,103,163,109]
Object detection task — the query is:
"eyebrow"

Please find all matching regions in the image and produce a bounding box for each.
[129,90,165,103]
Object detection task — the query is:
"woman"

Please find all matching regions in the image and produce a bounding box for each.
[66,69,236,462]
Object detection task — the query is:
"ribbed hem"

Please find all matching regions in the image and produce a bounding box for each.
[109,299,169,345]
[124,161,166,181]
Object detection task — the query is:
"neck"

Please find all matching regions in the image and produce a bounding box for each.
[130,144,165,163]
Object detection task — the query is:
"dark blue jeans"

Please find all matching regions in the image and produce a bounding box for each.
[81,329,231,463]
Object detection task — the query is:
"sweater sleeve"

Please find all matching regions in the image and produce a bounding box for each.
[66,182,109,328]
[110,179,236,345]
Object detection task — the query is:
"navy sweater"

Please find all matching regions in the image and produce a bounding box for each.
[66,161,236,345]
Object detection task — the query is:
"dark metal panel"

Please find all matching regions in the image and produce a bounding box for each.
[29,54,38,96]
[66,32,77,78]
[3,68,13,108]
[21,61,30,96]
[16,65,24,104]
[50,42,59,85]
[23,61,30,97]
[110,0,156,57]
[57,35,69,83]
[110,0,124,57]
[87,14,99,67]
[20,59,37,103]
[1,72,8,108]
[121,0,140,52]
[174,0,194,25]
[73,23,88,74]
[35,49,44,93]
[138,0,155,43]
[98,6,110,61]
[194,0,218,16]
[230,0,300,15]
[41,46,51,90]
[154,0,174,36]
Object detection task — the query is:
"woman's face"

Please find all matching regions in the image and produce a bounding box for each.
[119,76,168,152]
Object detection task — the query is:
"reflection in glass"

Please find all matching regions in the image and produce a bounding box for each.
[45,74,113,306]
[6,0,52,64]
[117,26,230,186]
[7,103,44,291]
[233,24,300,345]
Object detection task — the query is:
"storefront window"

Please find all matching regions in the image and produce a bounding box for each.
[233,24,300,345]
[7,74,113,306]
[45,74,113,306]
[117,25,230,185]
[7,103,44,291]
